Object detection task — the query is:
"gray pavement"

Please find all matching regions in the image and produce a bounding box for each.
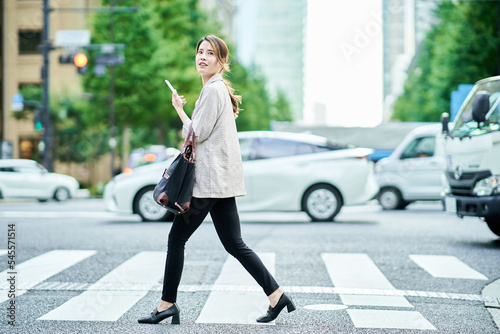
[1,198,500,333]
[483,279,500,329]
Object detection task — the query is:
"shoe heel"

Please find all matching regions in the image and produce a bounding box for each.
[287,301,296,313]
[171,314,180,325]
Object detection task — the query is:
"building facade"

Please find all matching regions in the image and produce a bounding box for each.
[382,0,438,121]
[1,0,110,184]
[200,0,237,42]
[234,0,306,122]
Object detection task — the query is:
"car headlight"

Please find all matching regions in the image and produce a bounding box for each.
[441,173,450,195]
[473,175,499,196]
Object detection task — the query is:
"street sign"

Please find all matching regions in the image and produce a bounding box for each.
[94,64,106,77]
[0,140,13,159]
[95,54,125,66]
[12,93,24,112]
[55,30,90,47]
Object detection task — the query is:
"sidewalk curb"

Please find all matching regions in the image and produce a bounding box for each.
[482,278,500,331]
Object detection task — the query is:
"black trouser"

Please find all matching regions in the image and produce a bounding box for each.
[161,197,280,303]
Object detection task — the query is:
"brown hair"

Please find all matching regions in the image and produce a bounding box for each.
[196,35,242,118]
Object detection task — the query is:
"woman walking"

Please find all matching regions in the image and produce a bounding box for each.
[138,35,295,325]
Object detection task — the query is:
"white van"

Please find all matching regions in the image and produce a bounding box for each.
[375,123,445,210]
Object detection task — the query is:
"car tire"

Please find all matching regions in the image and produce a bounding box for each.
[54,187,71,202]
[378,187,408,210]
[485,216,500,237]
[133,186,174,222]
[302,184,343,222]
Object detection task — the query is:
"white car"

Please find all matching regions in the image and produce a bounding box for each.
[0,159,79,202]
[375,124,445,210]
[104,131,379,222]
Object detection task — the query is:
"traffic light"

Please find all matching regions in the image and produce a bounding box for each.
[73,53,88,75]
[59,54,73,64]
[33,108,42,131]
[59,53,88,74]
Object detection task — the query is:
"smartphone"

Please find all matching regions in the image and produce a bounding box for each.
[165,80,175,92]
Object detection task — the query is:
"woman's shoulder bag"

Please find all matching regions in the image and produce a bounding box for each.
[152,125,196,214]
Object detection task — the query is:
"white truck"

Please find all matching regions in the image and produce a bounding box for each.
[441,76,500,237]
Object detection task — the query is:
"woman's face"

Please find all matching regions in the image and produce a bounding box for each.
[196,40,221,79]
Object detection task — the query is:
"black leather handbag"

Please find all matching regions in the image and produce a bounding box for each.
[153,126,196,214]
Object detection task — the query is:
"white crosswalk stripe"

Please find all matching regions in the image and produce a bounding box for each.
[321,253,413,308]
[196,252,275,325]
[347,309,437,330]
[321,253,436,330]
[410,254,488,280]
[38,251,165,321]
[0,249,490,330]
[0,250,96,303]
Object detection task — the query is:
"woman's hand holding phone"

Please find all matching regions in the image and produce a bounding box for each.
[166,79,186,109]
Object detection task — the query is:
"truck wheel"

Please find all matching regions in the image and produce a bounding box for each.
[485,216,500,237]
[377,187,408,210]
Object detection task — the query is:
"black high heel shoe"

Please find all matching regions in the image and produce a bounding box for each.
[256,293,296,323]
[137,303,180,324]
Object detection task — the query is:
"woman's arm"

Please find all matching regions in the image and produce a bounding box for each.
[181,86,220,143]
[172,91,188,123]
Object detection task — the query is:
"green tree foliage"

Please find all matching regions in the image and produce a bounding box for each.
[58,0,291,166]
[13,85,107,164]
[270,89,293,123]
[392,2,500,122]
[53,96,109,164]
[83,0,166,141]
[229,62,272,130]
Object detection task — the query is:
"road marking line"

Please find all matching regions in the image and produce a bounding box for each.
[348,309,436,330]
[38,251,165,321]
[196,252,275,325]
[17,282,495,303]
[340,294,412,307]
[0,250,96,303]
[321,253,412,307]
[0,211,133,219]
[410,255,488,280]
[0,250,7,256]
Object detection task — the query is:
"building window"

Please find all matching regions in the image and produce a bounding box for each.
[19,138,40,160]
[19,30,42,54]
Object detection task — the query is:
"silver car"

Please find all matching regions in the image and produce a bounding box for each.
[0,159,79,202]
[104,131,379,222]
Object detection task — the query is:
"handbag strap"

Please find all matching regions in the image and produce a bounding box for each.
[182,124,196,162]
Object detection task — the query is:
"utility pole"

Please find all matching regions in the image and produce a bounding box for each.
[39,2,136,174]
[109,1,117,177]
[41,0,54,172]
[497,0,500,74]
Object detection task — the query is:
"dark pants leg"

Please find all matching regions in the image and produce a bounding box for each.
[161,197,214,302]
[210,197,279,296]
[161,197,279,302]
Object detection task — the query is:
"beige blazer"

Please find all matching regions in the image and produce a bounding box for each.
[182,74,246,198]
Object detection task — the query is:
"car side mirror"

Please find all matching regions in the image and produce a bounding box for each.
[441,113,449,134]
[472,91,490,123]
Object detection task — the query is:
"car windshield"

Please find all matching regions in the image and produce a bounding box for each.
[239,136,350,161]
[451,78,500,137]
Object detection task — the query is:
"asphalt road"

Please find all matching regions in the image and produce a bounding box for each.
[0,199,499,333]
